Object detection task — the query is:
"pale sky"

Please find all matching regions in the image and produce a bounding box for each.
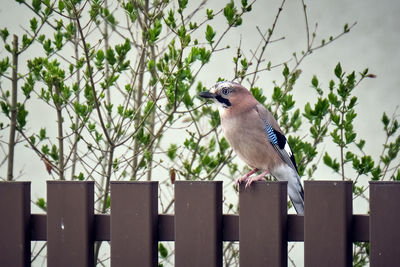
[0,0,399,266]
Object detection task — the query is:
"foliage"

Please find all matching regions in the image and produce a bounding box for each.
[0,0,398,266]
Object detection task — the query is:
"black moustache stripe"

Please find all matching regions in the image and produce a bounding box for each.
[215,95,231,107]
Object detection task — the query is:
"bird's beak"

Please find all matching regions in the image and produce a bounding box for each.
[199,91,216,99]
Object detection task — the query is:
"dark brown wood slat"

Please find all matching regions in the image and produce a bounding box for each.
[110,181,158,267]
[47,181,94,267]
[0,182,30,267]
[159,214,174,241]
[352,215,369,242]
[223,214,239,241]
[239,181,288,267]
[370,182,400,266]
[31,214,46,240]
[175,181,223,267]
[94,214,110,241]
[30,214,372,242]
[304,181,353,267]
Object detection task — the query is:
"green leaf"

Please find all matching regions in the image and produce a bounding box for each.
[75,172,85,181]
[272,86,282,102]
[159,243,168,258]
[53,31,63,50]
[22,34,32,49]
[323,152,340,172]
[282,64,289,78]
[148,19,162,45]
[285,95,296,110]
[178,0,188,10]
[250,87,266,103]
[345,131,356,144]
[345,151,354,162]
[16,103,28,130]
[144,100,155,115]
[344,23,349,33]
[382,112,390,130]
[328,92,340,108]
[32,0,41,12]
[183,92,193,107]
[95,49,105,69]
[123,1,137,22]
[348,96,357,109]
[234,17,242,26]
[36,198,47,211]
[177,25,186,39]
[167,144,178,160]
[0,57,10,75]
[323,152,333,167]
[29,135,36,145]
[371,166,381,180]
[43,39,53,55]
[334,62,342,78]
[0,28,9,42]
[311,75,318,88]
[223,1,236,25]
[356,139,365,150]
[49,144,58,161]
[39,128,47,141]
[205,25,216,44]
[58,0,65,12]
[41,144,49,155]
[206,9,214,19]
[106,47,116,65]
[30,17,38,32]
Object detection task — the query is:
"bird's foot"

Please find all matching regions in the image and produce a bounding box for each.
[234,168,258,190]
[244,170,270,188]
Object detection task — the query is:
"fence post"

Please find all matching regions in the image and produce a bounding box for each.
[370,181,400,266]
[0,182,30,267]
[175,181,222,267]
[239,181,288,267]
[304,181,352,267]
[47,181,94,267]
[110,181,158,266]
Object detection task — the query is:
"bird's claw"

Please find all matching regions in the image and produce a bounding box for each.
[245,178,254,188]
[234,175,257,190]
[237,170,270,190]
[234,168,259,190]
[234,176,248,191]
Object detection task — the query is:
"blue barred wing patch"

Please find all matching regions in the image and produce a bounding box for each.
[264,123,278,145]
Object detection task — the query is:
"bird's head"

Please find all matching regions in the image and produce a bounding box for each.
[199,81,255,110]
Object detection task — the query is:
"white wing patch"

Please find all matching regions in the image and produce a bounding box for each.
[284,142,293,157]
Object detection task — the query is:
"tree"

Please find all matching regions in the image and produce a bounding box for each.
[0,0,398,265]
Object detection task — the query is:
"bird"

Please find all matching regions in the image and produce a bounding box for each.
[199,81,304,214]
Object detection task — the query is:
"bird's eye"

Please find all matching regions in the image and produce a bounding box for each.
[221,88,231,95]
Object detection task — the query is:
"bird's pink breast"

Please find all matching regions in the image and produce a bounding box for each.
[220,109,283,170]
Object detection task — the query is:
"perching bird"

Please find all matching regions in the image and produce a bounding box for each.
[199,81,304,214]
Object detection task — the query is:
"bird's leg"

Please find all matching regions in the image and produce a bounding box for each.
[235,168,258,189]
[245,169,270,188]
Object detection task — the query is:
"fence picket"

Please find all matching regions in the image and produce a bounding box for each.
[175,181,222,267]
[370,182,400,266]
[110,181,158,266]
[47,181,94,267]
[0,182,30,267]
[239,181,288,267]
[304,181,353,267]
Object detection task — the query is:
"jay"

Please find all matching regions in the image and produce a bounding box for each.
[199,81,304,214]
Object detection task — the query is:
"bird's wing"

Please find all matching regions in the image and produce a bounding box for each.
[254,104,299,173]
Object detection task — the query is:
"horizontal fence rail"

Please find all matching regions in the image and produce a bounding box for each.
[0,180,399,266]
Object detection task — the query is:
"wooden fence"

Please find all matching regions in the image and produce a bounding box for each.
[0,180,399,266]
